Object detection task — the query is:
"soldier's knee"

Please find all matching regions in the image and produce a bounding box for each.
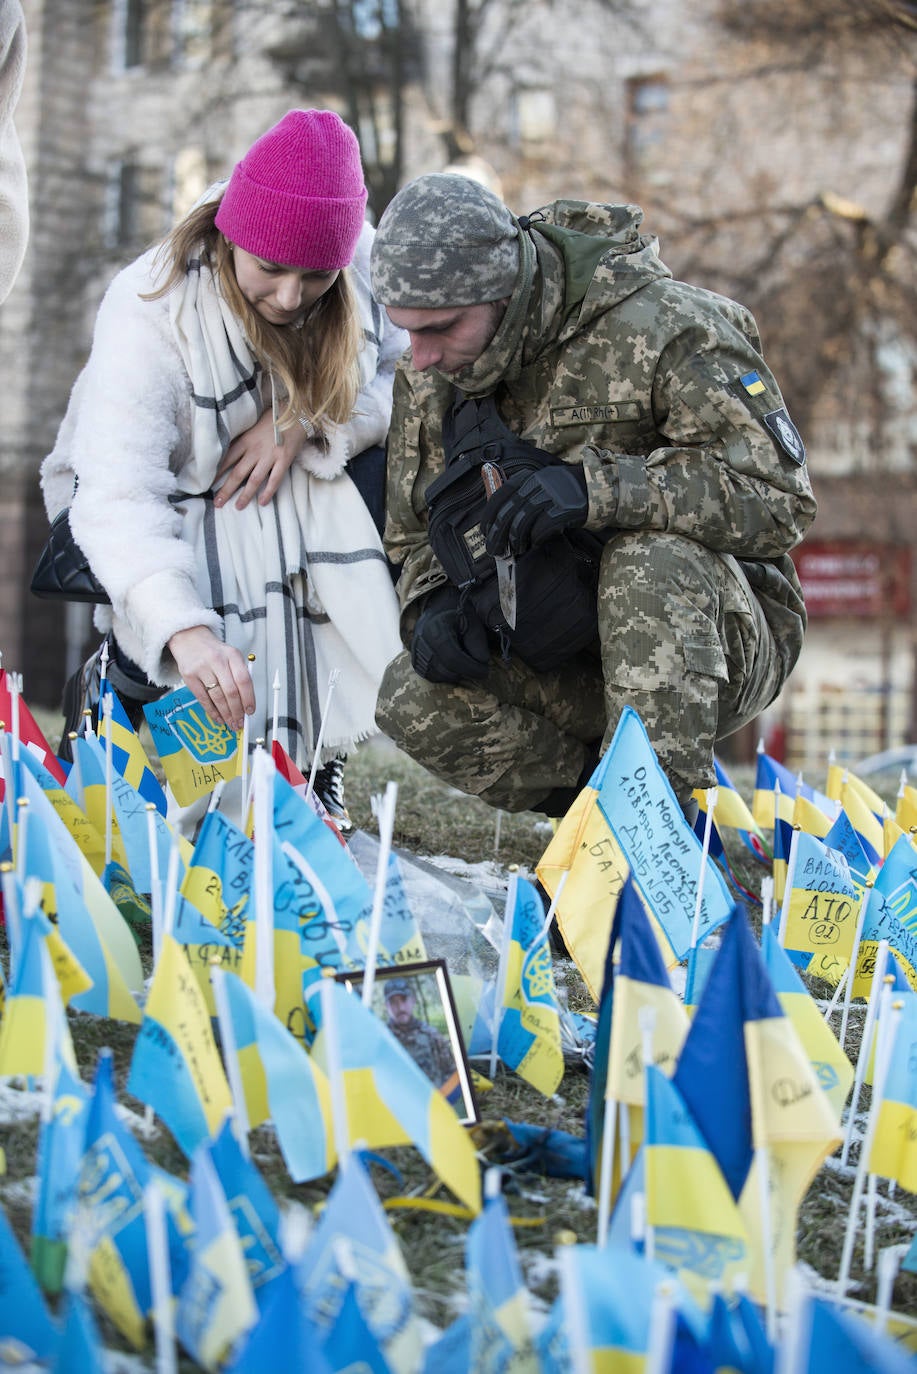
[374,650,414,739]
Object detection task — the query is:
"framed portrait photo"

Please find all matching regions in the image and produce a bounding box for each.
[335,959,479,1125]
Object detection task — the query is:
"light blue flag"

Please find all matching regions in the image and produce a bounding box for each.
[801,1293,914,1374]
[320,1281,394,1373]
[0,1204,59,1366]
[823,808,874,885]
[223,1266,332,1374]
[496,876,564,1096]
[780,828,860,978]
[421,1314,473,1374]
[143,684,241,808]
[77,1049,154,1348]
[53,1288,106,1374]
[903,1229,917,1275]
[219,970,334,1183]
[557,1242,682,1367]
[176,1144,257,1372]
[179,808,252,947]
[733,1292,775,1374]
[126,934,232,1159]
[642,1064,749,1287]
[32,1048,92,1295]
[208,1117,287,1311]
[595,706,734,959]
[466,1191,535,1372]
[296,1154,422,1374]
[14,762,143,1021]
[78,731,179,896]
[862,833,917,987]
[532,1298,570,1374]
[309,980,481,1214]
[272,773,374,978]
[98,677,168,815]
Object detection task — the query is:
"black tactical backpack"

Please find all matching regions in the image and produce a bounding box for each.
[424,390,602,672]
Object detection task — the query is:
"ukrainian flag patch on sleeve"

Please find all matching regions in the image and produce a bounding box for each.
[740,369,766,396]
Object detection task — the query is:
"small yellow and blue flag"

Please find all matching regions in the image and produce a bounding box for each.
[867,986,917,1192]
[779,830,861,986]
[127,933,233,1157]
[296,1153,423,1374]
[310,978,481,1214]
[496,876,564,1097]
[596,707,734,961]
[0,1203,60,1365]
[853,832,917,997]
[643,1063,750,1295]
[99,678,167,814]
[465,1189,536,1371]
[144,684,241,808]
[176,1143,258,1371]
[208,1116,287,1311]
[761,924,853,1120]
[216,968,334,1181]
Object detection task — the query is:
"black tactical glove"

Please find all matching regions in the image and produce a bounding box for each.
[411,585,491,684]
[483,464,589,556]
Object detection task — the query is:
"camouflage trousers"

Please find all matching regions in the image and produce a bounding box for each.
[376,532,790,811]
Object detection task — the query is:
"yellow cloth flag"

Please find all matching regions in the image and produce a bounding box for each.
[536,785,675,1003]
[895,785,917,833]
[739,1013,842,1305]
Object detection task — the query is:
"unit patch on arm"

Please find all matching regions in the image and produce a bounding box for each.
[761,407,806,465]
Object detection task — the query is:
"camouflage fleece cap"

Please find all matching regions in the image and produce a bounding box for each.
[370,172,521,307]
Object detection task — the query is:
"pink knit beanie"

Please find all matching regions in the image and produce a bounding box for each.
[214,110,368,270]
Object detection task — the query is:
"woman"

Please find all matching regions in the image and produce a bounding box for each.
[41,109,406,832]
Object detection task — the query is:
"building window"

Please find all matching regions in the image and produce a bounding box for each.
[104,159,163,249]
[510,88,558,147]
[112,0,149,70]
[625,74,670,180]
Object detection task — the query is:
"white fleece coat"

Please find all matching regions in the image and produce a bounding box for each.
[41,221,407,764]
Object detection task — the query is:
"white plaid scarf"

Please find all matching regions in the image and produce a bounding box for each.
[167,256,400,765]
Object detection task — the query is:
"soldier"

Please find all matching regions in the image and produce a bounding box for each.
[383,977,455,1088]
[368,174,816,817]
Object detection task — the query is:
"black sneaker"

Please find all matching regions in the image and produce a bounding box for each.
[58,640,106,761]
[310,754,353,836]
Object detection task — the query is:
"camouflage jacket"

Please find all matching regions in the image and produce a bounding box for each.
[383,200,816,635]
[389,1018,454,1087]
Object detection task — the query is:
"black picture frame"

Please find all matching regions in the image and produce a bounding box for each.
[334,958,479,1125]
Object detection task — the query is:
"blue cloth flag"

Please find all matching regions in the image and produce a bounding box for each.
[596,706,734,959]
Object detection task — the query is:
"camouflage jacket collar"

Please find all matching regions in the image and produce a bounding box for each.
[444,200,672,397]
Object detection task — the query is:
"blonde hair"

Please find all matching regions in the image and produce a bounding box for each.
[145,199,362,429]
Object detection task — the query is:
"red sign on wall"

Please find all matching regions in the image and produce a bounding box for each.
[791,541,912,619]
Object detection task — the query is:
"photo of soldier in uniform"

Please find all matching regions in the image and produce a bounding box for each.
[336,960,478,1124]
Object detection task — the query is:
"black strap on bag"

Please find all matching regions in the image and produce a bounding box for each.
[424,390,601,672]
[30,503,110,604]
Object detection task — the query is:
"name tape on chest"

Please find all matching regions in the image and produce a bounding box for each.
[550,402,643,427]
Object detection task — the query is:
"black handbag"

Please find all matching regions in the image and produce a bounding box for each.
[30,508,110,604]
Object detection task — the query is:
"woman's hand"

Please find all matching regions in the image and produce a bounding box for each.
[214,409,302,510]
[167,626,255,731]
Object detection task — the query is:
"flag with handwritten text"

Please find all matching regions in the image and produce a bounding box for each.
[596,707,734,961]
